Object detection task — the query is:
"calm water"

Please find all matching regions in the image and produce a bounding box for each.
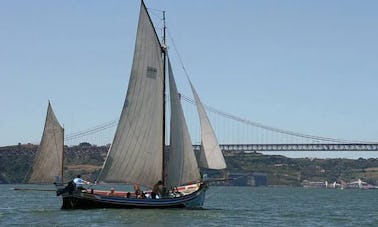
[1,185,378,226]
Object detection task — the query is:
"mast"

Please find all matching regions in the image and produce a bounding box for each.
[62,127,64,183]
[162,10,167,186]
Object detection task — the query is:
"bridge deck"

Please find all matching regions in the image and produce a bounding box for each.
[193,144,378,152]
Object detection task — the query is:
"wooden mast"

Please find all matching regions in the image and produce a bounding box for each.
[162,10,167,186]
[62,127,64,183]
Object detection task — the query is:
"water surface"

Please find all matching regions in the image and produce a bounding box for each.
[1,185,377,226]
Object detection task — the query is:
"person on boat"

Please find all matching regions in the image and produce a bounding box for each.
[57,180,76,196]
[126,192,131,198]
[171,186,183,197]
[134,183,141,198]
[151,180,163,199]
[107,188,115,196]
[73,175,91,191]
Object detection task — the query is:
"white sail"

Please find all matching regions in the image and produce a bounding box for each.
[189,82,227,169]
[28,102,64,183]
[166,58,201,188]
[98,2,164,188]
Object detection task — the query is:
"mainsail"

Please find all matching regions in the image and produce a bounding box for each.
[28,102,64,184]
[166,57,201,188]
[98,1,225,189]
[98,2,164,188]
[189,81,227,169]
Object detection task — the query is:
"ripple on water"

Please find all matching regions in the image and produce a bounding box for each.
[2,185,378,226]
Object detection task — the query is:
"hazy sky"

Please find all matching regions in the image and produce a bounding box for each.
[1,1,378,158]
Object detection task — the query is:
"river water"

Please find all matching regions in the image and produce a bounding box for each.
[1,184,378,226]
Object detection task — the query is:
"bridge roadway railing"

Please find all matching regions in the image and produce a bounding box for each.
[193,143,378,152]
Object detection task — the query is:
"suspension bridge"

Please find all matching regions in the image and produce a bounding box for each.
[62,95,378,153]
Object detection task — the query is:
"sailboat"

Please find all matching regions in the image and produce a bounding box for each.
[57,0,226,209]
[13,101,64,191]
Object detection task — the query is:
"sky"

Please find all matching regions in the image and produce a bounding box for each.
[1,0,378,159]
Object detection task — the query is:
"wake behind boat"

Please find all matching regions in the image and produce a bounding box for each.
[56,0,226,209]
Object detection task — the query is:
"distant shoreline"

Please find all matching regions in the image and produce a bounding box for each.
[1,143,378,187]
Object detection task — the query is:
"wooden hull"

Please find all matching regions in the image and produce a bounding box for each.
[59,184,207,209]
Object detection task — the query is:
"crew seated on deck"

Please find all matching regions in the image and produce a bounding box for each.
[134,183,141,198]
[139,191,146,199]
[107,188,115,196]
[73,175,91,191]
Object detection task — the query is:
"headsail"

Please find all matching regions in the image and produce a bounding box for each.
[98,2,164,188]
[189,81,227,169]
[27,102,64,183]
[166,57,201,188]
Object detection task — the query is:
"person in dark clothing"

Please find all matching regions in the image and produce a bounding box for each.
[151,180,163,199]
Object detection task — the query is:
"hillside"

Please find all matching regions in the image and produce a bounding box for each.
[0,143,107,184]
[1,143,378,186]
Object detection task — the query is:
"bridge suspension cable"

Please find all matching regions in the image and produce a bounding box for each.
[167,27,373,145]
[180,95,372,144]
[62,92,373,144]
[64,120,117,141]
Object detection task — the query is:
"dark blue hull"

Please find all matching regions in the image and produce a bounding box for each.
[60,185,206,209]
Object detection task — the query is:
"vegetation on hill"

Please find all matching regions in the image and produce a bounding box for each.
[1,144,378,186]
[0,143,107,184]
[225,152,378,186]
